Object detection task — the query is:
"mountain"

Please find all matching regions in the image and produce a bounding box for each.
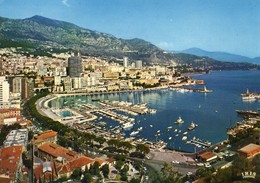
[181,48,260,64]
[0,15,159,55]
[0,15,259,70]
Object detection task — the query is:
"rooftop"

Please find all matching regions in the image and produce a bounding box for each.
[239,143,260,153]
[38,142,79,161]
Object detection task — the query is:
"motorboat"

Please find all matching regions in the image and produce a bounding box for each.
[122,122,133,130]
[188,122,198,130]
[175,116,184,124]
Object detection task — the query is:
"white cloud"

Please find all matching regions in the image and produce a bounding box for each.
[62,0,70,7]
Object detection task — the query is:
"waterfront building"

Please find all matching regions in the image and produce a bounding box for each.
[63,77,72,91]
[0,76,10,109]
[198,151,218,162]
[68,53,82,77]
[54,76,61,86]
[72,77,82,89]
[135,60,142,69]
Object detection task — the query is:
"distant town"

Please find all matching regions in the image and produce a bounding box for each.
[1,47,260,183]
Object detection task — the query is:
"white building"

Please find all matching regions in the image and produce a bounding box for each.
[135,60,142,69]
[0,76,10,109]
[123,56,128,68]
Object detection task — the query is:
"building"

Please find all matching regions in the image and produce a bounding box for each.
[0,108,20,124]
[0,146,24,183]
[68,54,82,77]
[123,56,128,68]
[238,143,260,158]
[135,60,142,69]
[11,77,34,100]
[34,130,58,148]
[36,142,95,179]
[198,151,218,162]
[3,129,28,147]
[38,142,80,162]
[0,76,10,109]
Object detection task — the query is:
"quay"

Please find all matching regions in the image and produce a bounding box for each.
[190,139,211,148]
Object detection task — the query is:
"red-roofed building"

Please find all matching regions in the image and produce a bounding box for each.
[0,146,24,183]
[34,162,57,183]
[199,152,218,162]
[34,130,57,148]
[238,143,260,158]
[56,156,95,178]
[38,142,79,162]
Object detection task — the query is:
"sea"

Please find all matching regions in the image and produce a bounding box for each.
[49,70,260,152]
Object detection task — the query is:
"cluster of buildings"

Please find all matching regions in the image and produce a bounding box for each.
[1,48,183,182]
[0,127,117,182]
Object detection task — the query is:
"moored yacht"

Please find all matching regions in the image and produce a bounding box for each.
[122,122,133,130]
[175,116,184,124]
[188,122,198,130]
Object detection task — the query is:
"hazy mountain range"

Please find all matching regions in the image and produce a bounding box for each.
[0,15,259,70]
[180,48,260,64]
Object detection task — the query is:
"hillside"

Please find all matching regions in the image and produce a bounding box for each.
[0,15,259,70]
[181,47,260,64]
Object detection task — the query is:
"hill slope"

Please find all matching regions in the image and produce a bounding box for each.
[181,47,260,64]
[0,15,259,70]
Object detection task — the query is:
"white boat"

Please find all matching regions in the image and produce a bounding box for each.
[122,122,133,130]
[182,136,187,141]
[183,131,188,135]
[188,122,198,130]
[175,116,184,124]
[167,126,173,129]
[130,131,139,136]
[137,127,143,131]
[175,134,179,137]
[150,125,153,128]
[241,88,257,101]
[169,137,172,140]
[157,130,161,133]
[174,129,178,133]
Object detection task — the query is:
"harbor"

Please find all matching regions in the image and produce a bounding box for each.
[38,70,260,153]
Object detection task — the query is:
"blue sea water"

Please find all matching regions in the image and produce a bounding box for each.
[50,70,260,152]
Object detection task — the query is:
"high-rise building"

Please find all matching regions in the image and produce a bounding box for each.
[0,76,10,109]
[123,57,128,68]
[12,77,34,100]
[135,60,142,69]
[68,53,82,77]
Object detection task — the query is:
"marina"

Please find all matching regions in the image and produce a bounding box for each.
[45,70,260,152]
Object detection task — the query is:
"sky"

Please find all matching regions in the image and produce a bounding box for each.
[0,0,259,57]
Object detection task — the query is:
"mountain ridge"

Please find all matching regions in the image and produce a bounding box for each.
[0,15,259,70]
[180,47,260,64]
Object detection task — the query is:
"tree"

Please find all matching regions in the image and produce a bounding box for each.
[95,136,106,147]
[136,144,150,155]
[101,164,109,178]
[115,160,124,171]
[70,168,82,180]
[129,178,141,183]
[81,173,92,183]
[89,161,100,175]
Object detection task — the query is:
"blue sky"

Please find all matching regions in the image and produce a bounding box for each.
[0,0,259,57]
